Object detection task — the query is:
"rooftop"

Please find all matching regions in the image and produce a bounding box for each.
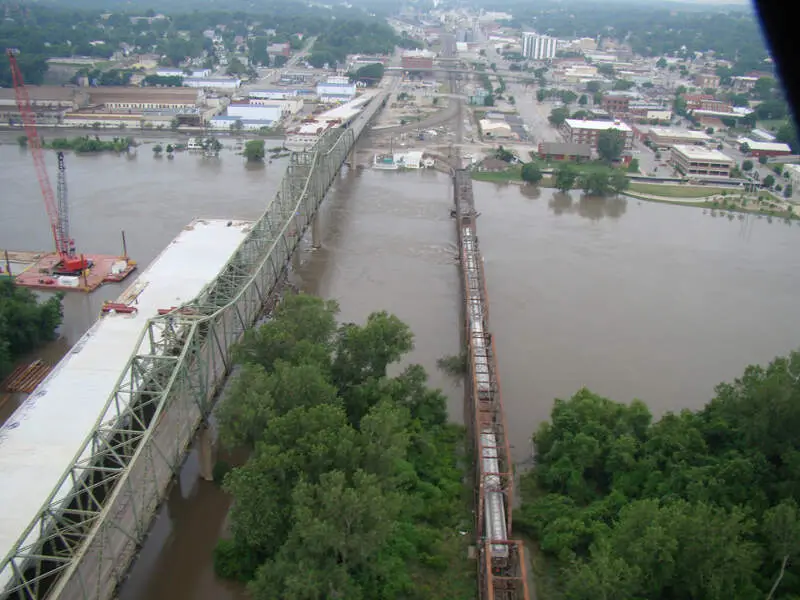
[736,138,792,152]
[0,219,252,575]
[89,87,199,104]
[671,144,734,162]
[565,119,633,132]
[648,127,711,141]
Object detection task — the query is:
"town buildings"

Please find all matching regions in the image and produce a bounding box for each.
[521,33,557,60]
[562,119,634,150]
[669,144,734,178]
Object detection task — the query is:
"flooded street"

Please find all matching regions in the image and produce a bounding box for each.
[3,142,800,599]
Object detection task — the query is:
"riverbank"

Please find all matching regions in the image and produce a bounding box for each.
[624,189,799,219]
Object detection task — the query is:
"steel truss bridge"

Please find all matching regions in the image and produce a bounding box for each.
[454,169,530,600]
[0,91,389,600]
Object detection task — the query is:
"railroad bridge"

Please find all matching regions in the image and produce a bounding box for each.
[0,88,390,600]
[453,169,530,600]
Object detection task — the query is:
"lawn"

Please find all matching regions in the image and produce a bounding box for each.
[628,182,728,198]
[526,155,630,175]
[471,165,522,182]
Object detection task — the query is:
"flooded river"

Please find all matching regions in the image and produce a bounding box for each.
[2,143,800,599]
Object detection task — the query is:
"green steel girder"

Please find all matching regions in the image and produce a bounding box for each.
[0,105,375,600]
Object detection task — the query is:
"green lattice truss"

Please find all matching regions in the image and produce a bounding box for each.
[0,118,364,600]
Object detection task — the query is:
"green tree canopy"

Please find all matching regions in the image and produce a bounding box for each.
[243,139,266,162]
[517,350,800,600]
[554,165,578,192]
[521,162,543,184]
[214,293,471,598]
[548,107,570,127]
[597,129,626,163]
[0,281,64,378]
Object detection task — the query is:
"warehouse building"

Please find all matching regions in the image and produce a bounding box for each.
[647,127,711,149]
[227,102,284,122]
[316,76,357,103]
[736,137,793,158]
[670,144,734,178]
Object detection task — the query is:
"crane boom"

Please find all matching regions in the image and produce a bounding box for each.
[7,49,87,272]
[56,151,74,257]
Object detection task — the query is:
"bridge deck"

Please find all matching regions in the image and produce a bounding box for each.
[0,219,252,583]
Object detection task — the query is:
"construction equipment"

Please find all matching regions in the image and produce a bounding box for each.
[7,49,89,273]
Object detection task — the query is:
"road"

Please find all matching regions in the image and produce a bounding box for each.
[508,84,562,144]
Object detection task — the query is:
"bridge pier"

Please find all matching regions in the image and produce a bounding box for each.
[311,215,321,249]
[197,422,217,482]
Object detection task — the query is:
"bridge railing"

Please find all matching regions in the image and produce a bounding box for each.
[0,120,358,600]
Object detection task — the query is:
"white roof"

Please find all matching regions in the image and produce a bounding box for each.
[671,144,733,162]
[565,119,632,132]
[0,219,252,576]
[320,92,375,120]
[648,127,711,141]
[480,119,512,132]
[736,138,792,153]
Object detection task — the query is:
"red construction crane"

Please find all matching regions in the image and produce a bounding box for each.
[7,49,88,274]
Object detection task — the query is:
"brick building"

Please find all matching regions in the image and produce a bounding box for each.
[561,119,633,150]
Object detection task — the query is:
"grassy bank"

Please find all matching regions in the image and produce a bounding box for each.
[471,165,523,182]
[628,182,726,197]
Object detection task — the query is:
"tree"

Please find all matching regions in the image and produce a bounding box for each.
[548,107,569,127]
[586,81,602,93]
[554,165,578,192]
[483,94,495,107]
[776,121,799,153]
[561,90,578,105]
[627,158,640,173]
[612,80,635,91]
[705,127,714,135]
[578,94,588,106]
[581,170,612,196]
[784,184,793,198]
[165,144,174,155]
[763,501,800,600]
[610,170,630,193]
[244,139,266,162]
[354,63,384,84]
[521,162,543,184]
[597,129,626,163]
[656,57,668,69]
[763,174,776,188]
[0,281,64,378]
[759,155,769,165]
[152,144,163,156]
[17,135,27,147]
[742,159,754,172]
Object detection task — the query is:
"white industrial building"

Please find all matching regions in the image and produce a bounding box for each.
[183,77,241,90]
[208,116,274,130]
[521,33,557,60]
[156,68,212,78]
[316,76,357,103]
[250,89,299,100]
[227,103,284,122]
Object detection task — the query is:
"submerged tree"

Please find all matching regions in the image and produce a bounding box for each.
[518,351,800,599]
[214,293,469,598]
